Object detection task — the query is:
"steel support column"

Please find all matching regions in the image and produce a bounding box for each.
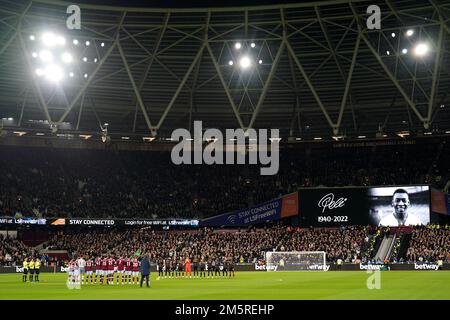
[427,14,446,124]
[350,3,426,124]
[247,41,285,129]
[57,40,117,124]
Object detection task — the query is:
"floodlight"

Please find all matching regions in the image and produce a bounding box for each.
[83,57,88,62]
[42,32,57,46]
[73,39,79,45]
[386,51,390,55]
[84,73,88,78]
[44,64,63,82]
[35,68,44,76]
[258,59,263,64]
[39,50,53,62]
[235,42,241,50]
[61,52,73,63]
[239,56,251,69]
[85,41,90,46]
[402,48,408,54]
[57,36,66,46]
[414,43,429,56]
[69,72,74,77]
[32,52,38,58]
[228,60,233,66]
[406,29,414,37]
[101,42,105,47]
[29,35,35,40]
[250,42,256,48]
[391,33,395,38]
[94,58,98,63]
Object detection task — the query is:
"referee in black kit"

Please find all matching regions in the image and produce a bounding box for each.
[139,253,151,288]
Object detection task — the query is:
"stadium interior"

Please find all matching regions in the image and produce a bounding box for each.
[0,0,450,301]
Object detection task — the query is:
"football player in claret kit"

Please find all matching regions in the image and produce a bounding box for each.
[125,256,133,284]
[101,256,108,284]
[107,255,115,285]
[132,258,140,284]
[116,256,125,285]
[85,257,94,284]
[94,256,102,284]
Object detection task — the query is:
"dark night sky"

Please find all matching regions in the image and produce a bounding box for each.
[74,0,322,8]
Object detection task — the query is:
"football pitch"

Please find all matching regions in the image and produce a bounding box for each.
[0,272,449,300]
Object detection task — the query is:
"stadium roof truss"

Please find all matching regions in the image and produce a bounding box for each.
[0,0,449,140]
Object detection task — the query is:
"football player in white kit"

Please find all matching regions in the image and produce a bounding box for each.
[77,256,86,285]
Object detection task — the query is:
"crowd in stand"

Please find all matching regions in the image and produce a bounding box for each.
[406,225,450,262]
[0,234,35,267]
[279,226,368,262]
[1,224,449,266]
[0,141,448,220]
[42,225,366,264]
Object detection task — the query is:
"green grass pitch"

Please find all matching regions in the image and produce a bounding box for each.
[1,272,449,300]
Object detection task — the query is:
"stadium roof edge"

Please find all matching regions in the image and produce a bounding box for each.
[30,0,373,13]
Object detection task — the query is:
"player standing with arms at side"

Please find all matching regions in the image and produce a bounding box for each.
[228,258,235,277]
[174,259,179,278]
[107,255,115,285]
[193,256,199,278]
[211,259,217,278]
[85,257,94,284]
[116,256,125,285]
[132,257,140,284]
[101,256,108,285]
[205,258,210,278]
[34,258,41,282]
[77,256,86,285]
[157,259,163,280]
[67,259,74,285]
[162,259,167,278]
[28,258,35,282]
[169,259,174,278]
[185,257,192,278]
[68,259,80,286]
[22,257,29,282]
[199,258,205,278]
[94,256,102,284]
[178,258,185,278]
[125,256,132,284]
